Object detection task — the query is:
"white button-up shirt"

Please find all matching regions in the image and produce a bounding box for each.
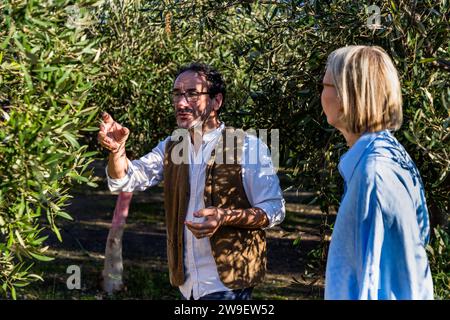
[107,123,285,299]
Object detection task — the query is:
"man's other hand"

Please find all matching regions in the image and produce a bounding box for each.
[184,207,226,239]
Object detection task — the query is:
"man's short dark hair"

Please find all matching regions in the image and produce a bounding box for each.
[175,62,226,110]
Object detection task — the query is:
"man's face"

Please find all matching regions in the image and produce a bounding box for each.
[172,71,213,129]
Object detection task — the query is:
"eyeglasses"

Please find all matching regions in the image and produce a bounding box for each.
[316,82,335,92]
[171,91,210,103]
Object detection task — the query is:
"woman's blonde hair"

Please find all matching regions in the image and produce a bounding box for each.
[326,45,403,134]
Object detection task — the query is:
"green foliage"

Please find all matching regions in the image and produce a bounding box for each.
[0,0,101,297]
[1,0,448,299]
[426,226,450,299]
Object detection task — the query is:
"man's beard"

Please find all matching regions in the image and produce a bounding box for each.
[176,104,213,130]
[176,108,199,129]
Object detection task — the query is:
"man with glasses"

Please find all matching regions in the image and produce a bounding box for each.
[98,62,285,300]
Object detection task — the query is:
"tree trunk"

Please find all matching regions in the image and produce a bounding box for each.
[102,192,133,294]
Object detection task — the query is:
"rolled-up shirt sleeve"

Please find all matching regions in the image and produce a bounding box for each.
[241,134,286,229]
[106,137,168,192]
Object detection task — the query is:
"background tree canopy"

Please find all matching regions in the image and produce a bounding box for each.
[1,0,449,299]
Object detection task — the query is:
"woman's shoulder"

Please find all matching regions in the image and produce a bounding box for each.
[357,133,424,195]
[355,132,421,183]
[361,132,413,168]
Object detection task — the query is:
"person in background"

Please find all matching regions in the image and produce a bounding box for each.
[321,45,434,300]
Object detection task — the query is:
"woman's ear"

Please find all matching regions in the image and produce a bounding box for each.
[213,93,223,111]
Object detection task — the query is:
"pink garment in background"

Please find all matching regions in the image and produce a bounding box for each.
[102,191,132,294]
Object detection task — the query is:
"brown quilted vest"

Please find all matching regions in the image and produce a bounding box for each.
[163,127,266,289]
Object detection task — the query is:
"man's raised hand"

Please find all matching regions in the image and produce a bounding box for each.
[98,112,130,154]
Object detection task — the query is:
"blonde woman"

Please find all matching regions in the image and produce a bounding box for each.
[321,45,434,300]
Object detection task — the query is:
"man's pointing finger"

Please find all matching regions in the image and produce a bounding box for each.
[102,112,114,124]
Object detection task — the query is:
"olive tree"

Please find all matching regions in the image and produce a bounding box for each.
[0,0,102,298]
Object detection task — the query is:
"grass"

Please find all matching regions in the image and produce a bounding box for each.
[18,255,321,300]
[253,274,323,300]
[17,249,321,300]
[17,257,180,300]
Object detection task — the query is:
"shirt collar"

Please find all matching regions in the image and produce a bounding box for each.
[338,130,390,183]
[202,122,225,144]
